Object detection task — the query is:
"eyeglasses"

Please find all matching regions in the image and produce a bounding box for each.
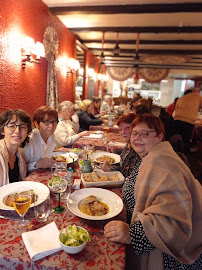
[41,120,58,126]
[6,123,28,131]
[131,130,156,138]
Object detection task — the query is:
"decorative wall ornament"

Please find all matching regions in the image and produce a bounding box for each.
[141,55,191,65]
[140,68,169,83]
[43,26,59,109]
[107,67,134,81]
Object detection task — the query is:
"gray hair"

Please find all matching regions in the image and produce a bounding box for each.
[58,101,74,114]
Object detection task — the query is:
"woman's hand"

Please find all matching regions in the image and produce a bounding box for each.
[35,158,55,169]
[79,131,90,137]
[101,160,111,171]
[104,220,131,244]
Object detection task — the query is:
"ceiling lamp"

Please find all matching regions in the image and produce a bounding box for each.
[99,32,105,65]
[113,33,120,56]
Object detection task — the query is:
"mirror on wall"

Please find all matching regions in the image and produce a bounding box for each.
[75,40,86,101]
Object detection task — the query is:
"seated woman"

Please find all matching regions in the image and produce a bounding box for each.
[93,97,107,118]
[100,95,114,113]
[22,106,58,171]
[0,109,32,186]
[78,99,103,131]
[104,114,202,269]
[54,100,89,147]
[102,113,141,178]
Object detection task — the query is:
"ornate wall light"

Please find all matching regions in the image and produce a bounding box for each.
[66,58,80,77]
[21,36,45,68]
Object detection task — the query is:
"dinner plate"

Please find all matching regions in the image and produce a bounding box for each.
[0,181,50,211]
[52,152,78,164]
[67,188,123,220]
[90,151,120,164]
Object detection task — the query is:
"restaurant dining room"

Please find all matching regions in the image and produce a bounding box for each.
[0,0,202,269]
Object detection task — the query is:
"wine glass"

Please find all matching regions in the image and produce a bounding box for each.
[52,177,67,214]
[13,187,31,231]
[34,193,50,222]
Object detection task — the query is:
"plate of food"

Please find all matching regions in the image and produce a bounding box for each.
[90,151,120,164]
[67,188,123,220]
[81,171,124,187]
[0,181,49,210]
[52,152,78,163]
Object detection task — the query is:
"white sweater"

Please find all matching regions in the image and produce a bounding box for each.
[54,119,80,147]
[21,129,55,172]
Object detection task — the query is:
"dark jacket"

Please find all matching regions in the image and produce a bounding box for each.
[78,110,103,131]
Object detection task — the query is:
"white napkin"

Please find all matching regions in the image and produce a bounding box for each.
[108,141,126,148]
[22,221,62,261]
[83,134,102,139]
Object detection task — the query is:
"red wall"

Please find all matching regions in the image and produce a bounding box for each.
[0,0,77,116]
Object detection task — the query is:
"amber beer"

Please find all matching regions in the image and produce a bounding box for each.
[13,195,31,215]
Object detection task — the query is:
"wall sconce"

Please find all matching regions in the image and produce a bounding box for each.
[21,36,45,68]
[66,58,80,77]
[86,68,95,80]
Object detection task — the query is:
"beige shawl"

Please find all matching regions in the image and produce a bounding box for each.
[0,139,27,186]
[131,141,202,270]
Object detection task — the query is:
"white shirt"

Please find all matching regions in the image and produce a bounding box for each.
[54,118,80,147]
[21,129,55,172]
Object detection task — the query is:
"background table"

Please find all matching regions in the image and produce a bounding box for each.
[90,125,120,134]
[74,133,125,154]
[0,168,125,270]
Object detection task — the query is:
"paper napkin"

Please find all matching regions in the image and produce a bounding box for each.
[22,221,62,261]
[108,141,126,148]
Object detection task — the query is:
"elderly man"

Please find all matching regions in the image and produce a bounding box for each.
[100,95,114,113]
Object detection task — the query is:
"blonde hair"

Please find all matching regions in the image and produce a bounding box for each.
[79,99,93,111]
[57,101,74,114]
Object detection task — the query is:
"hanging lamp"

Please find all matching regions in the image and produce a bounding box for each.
[113,33,120,56]
[134,33,140,84]
[99,32,105,65]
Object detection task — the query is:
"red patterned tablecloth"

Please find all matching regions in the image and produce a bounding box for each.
[90,125,120,134]
[0,168,125,270]
[74,133,125,155]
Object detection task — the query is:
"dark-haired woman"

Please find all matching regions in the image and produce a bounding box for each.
[22,106,58,171]
[0,109,32,186]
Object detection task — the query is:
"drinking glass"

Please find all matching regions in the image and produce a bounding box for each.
[13,187,31,231]
[52,177,67,214]
[34,193,50,222]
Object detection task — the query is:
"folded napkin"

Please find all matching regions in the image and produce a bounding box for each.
[83,134,102,139]
[22,221,62,261]
[108,141,126,148]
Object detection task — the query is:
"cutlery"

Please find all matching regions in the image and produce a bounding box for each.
[0,215,32,221]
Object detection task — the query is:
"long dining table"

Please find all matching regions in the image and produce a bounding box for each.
[0,164,126,270]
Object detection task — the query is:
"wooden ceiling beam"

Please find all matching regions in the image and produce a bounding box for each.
[90,48,202,55]
[83,39,202,45]
[49,3,202,15]
[70,26,202,33]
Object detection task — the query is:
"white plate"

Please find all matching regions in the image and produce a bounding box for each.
[83,134,103,139]
[67,188,123,220]
[0,181,50,211]
[90,151,120,164]
[94,131,104,135]
[81,171,124,187]
[52,152,78,164]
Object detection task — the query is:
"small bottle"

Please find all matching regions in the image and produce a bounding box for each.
[67,167,73,185]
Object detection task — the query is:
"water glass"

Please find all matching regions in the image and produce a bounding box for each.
[34,193,50,222]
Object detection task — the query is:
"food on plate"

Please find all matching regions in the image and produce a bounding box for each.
[52,155,69,163]
[79,195,109,216]
[96,155,115,164]
[82,172,120,182]
[4,189,35,207]
[60,224,91,247]
[72,148,83,154]
[48,177,62,187]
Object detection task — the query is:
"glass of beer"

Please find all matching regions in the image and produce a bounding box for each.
[13,187,31,231]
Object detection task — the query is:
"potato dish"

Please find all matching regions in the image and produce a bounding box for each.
[52,155,69,163]
[82,172,119,182]
[79,195,109,216]
[96,155,115,164]
[4,189,35,207]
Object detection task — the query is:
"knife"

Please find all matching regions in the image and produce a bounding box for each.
[0,215,32,221]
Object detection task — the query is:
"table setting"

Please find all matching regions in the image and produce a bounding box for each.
[0,147,125,270]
